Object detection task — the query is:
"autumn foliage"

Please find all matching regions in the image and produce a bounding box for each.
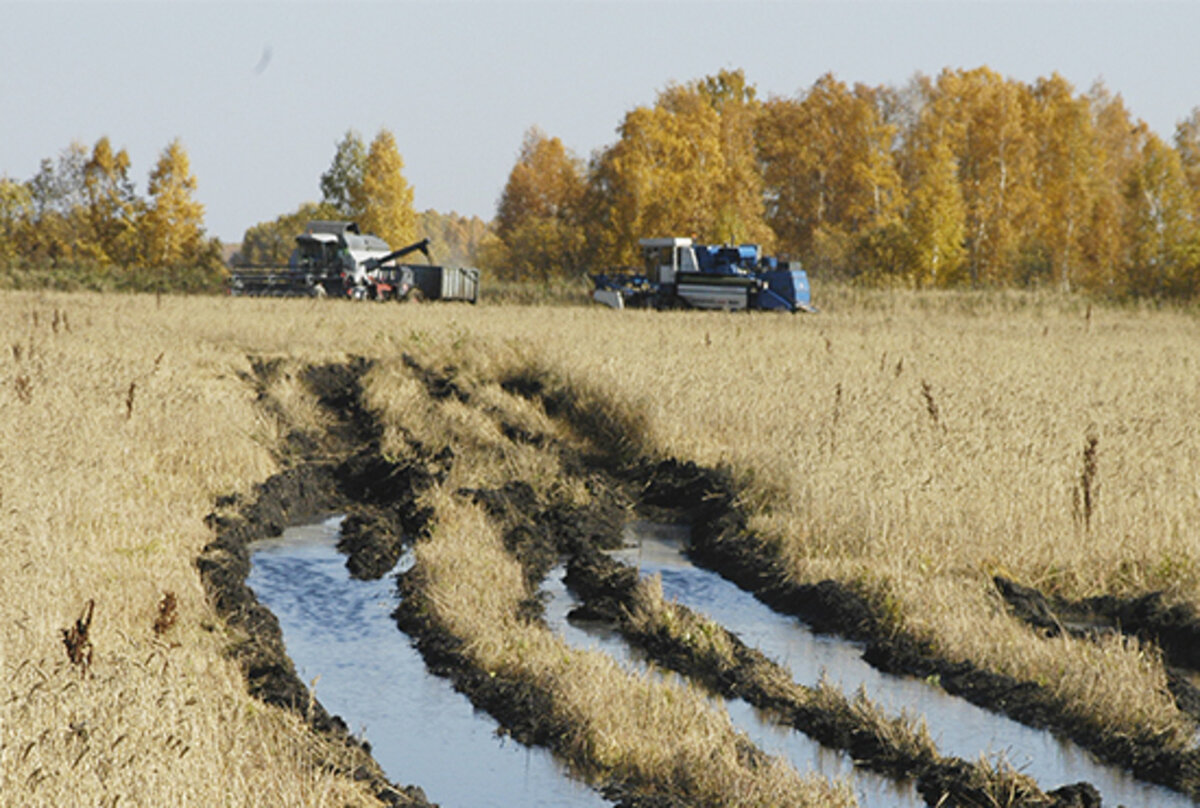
[0,138,224,291]
[493,67,1200,300]
[4,65,1199,300]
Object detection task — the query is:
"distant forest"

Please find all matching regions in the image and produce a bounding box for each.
[487,67,1200,300]
[4,67,1200,299]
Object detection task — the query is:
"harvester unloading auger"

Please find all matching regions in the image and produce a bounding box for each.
[591,237,814,312]
[229,220,480,303]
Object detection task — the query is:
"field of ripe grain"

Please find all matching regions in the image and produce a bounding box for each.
[2,288,1198,805]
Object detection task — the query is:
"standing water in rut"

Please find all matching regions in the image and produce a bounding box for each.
[543,564,923,808]
[602,521,1192,808]
[247,516,611,808]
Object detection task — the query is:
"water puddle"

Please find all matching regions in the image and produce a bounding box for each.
[609,522,1192,808]
[247,516,611,808]
[543,566,921,808]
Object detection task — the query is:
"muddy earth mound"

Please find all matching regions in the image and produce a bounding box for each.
[995,576,1200,725]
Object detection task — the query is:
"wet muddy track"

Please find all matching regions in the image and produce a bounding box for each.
[394,361,1092,804]
[634,458,1200,798]
[198,359,437,807]
[198,356,1200,806]
[470,484,1093,806]
[198,358,657,806]
[498,371,1200,799]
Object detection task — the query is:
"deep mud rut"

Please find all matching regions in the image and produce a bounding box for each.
[995,575,1200,726]
[197,356,1200,807]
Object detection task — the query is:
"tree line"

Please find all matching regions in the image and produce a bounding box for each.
[491,67,1200,300]
[4,65,1198,300]
[0,137,223,291]
[236,128,489,271]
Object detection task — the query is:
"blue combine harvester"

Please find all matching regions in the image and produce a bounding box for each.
[592,237,815,313]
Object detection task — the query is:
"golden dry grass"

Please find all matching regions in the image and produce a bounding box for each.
[426,293,1200,747]
[0,293,378,805]
[3,286,1198,804]
[409,488,855,806]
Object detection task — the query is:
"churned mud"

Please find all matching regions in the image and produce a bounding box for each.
[995,575,1200,724]
[198,355,1200,807]
[499,370,1200,800]
[198,359,435,808]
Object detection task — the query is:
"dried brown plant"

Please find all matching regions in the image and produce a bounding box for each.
[154,591,178,635]
[62,599,95,674]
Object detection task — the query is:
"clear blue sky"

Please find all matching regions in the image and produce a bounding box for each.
[3,1,1198,242]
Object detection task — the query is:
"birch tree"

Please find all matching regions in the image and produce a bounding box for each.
[142,138,206,267]
[355,129,417,248]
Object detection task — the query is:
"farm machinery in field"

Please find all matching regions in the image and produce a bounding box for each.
[229,220,480,303]
[591,237,814,313]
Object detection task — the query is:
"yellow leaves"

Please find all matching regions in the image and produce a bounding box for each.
[356,128,417,250]
[0,178,34,261]
[758,73,902,259]
[918,68,1040,285]
[491,128,587,280]
[496,128,585,239]
[310,126,419,252]
[906,139,968,287]
[143,138,206,268]
[588,70,769,267]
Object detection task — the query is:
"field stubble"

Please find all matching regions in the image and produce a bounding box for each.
[2,288,1198,804]
[491,295,1200,748]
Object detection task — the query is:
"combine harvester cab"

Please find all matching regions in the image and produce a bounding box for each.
[591,237,814,313]
[230,220,480,303]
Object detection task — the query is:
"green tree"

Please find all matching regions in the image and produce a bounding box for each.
[355,129,417,249]
[25,142,89,265]
[320,129,367,218]
[142,138,207,267]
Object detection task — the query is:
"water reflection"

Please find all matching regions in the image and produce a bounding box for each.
[542,564,921,808]
[611,521,1192,808]
[247,516,610,808]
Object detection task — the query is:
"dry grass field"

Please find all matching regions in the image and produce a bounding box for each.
[2,287,1197,804]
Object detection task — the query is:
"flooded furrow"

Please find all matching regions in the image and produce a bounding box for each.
[246,516,611,808]
[542,565,922,808]
[612,521,1192,808]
